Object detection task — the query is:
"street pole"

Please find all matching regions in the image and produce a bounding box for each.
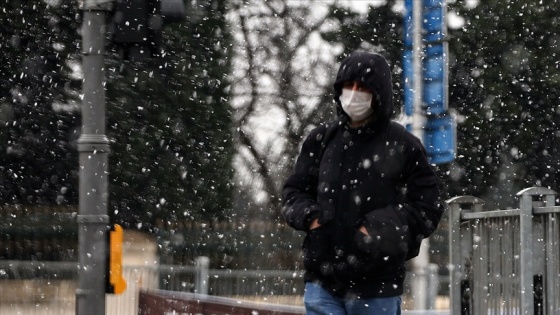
[76,1,112,314]
[411,0,425,140]
[411,0,430,310]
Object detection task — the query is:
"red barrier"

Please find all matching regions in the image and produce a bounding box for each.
[138,290,305,315]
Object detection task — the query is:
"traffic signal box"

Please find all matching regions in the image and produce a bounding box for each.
[107,224,126,294]
[110,0,185,60]
[403,0,455,165]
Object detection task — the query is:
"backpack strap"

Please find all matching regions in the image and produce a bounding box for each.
[317,120,339,162]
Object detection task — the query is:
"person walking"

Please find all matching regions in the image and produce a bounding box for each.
[282,51,444,315]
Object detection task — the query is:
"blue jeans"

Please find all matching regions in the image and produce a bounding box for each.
[304,282,401,315]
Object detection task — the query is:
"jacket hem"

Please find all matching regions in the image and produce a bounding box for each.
[304,271,405,298]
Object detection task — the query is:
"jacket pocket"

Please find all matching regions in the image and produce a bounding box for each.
[302,225,333,276]
[361,205,409,261]
[332,228,397,284]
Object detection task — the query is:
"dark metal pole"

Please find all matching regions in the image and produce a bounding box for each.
[77,1,112,314]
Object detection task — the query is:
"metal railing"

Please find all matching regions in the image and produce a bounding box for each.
[0,260,306,315]
[447,187,560,315]
[0,259,446,314]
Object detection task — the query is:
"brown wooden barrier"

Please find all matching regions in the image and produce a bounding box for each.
[138,289,305,315]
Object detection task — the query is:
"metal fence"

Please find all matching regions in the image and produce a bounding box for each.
[0,259,446,315]
[447,187,560,315]
[0,261,304,315]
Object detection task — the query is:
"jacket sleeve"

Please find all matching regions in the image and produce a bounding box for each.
[401,136,444,243]
[281,127,326,231]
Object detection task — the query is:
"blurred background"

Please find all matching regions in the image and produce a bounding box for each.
[1,0,559,313]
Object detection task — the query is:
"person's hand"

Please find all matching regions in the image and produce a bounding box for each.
[359,225,370,236]
[309,218,321,230]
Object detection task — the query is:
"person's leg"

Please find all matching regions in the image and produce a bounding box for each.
[344,296,401,315]
[304,282,346,315]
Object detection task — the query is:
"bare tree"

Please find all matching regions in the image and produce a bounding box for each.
[228,0,339,220]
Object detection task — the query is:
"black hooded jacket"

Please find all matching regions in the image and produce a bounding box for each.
[282,52,443,298]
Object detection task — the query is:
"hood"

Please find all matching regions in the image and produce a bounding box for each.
[334,51,394,123]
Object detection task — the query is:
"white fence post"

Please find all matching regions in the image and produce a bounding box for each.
[517,187,559,315]
[195,256,209,295]
[426,263,439,310]
[446,195,484,315]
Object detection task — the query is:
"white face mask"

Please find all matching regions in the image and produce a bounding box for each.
[339,88,373,121]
